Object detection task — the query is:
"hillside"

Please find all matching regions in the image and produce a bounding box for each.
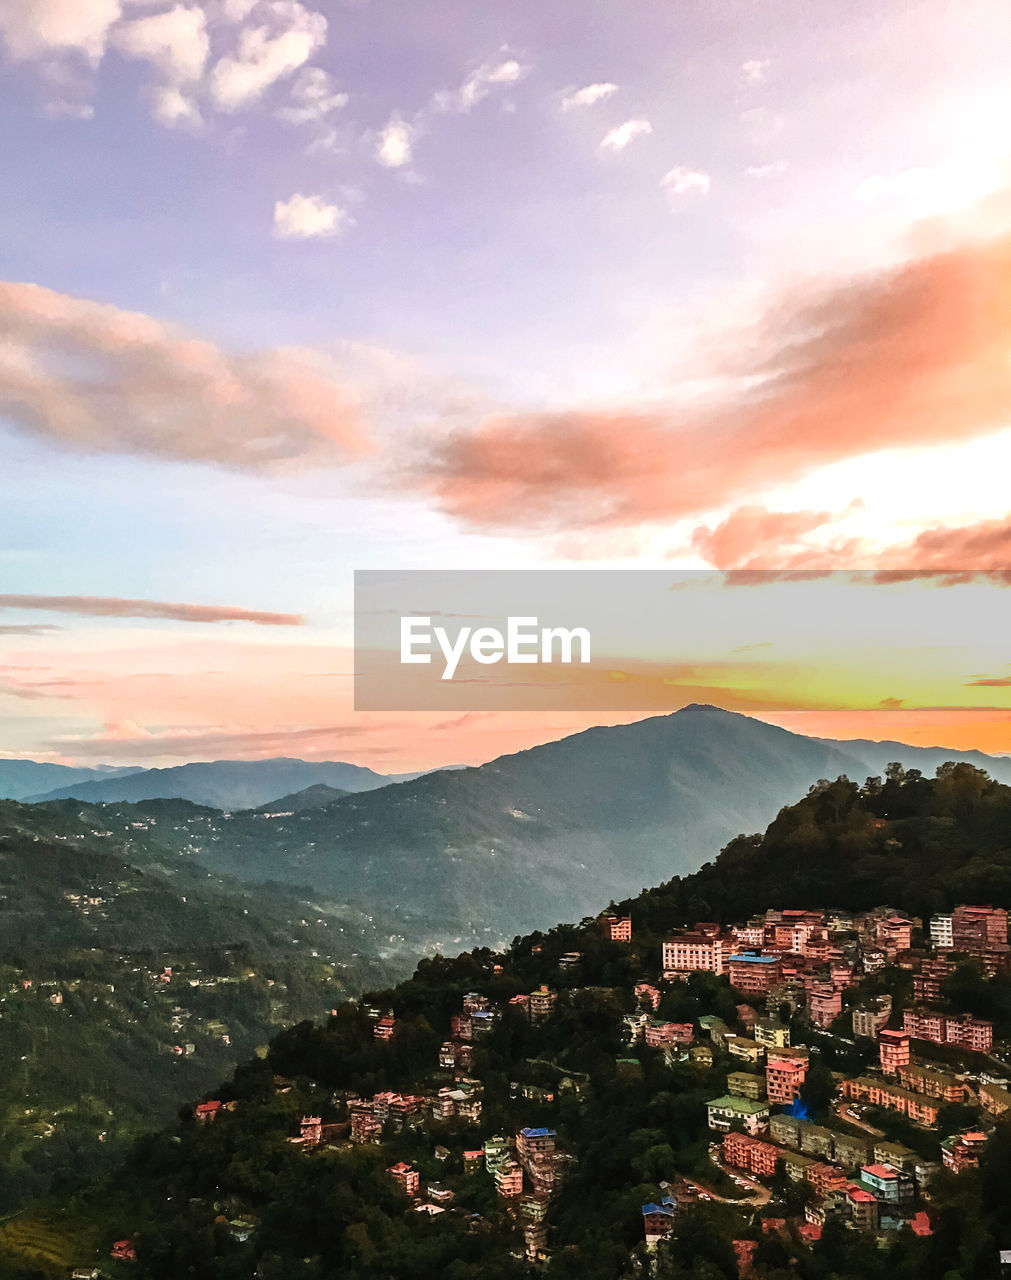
[99,705,1011,951]
[31,764,1011,1280]
[0,801,407,1217]
[26,757,405,809]
[253,783,350,813]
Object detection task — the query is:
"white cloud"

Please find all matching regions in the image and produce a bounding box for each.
[0,0,122,64]
[740,58,770,86]
[661,166,710,201]
[561,82,618,111]
[273,192,348,238]
[277,65,347,123]
[112,5,209,83]
[152,84,201,127]
[433,57,525,113]
[599,118,652,152]
[377,114,412,168]
[746,161,787,178]
[209,0,327,112]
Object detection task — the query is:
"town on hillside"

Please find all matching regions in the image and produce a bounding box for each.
[126,900,1011,1276]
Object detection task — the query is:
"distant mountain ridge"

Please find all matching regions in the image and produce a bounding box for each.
[89,704,1011,951]
[0,760,142,801]
[26,757,409,810]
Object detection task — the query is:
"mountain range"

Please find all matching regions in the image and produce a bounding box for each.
[35,705,1011,952]
[24,756,414,809]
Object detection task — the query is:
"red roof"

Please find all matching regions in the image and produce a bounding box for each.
[847,1186,876,1204]
[863,1164,898,1179]
[910,1211,933,1237]
[195,1100,221,1113]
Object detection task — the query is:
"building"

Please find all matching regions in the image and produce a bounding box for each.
[645,1020,694,1048]
[726,1035,766,1066]
[604,915,632,942]
[807,982,843,1028]
[754,1019,790,1050]
[374,1015,396,1041]
[897,1062,966,1102]
[951,905,1008,951]
[634,982,661,1010]
[844,1184,879,1232]
[517,1127,557,1163]
[387,1163,420,1197]
[980,1081,1011,1117]
[877,915,913,955]
[941,1130,987,1173]
[727,953,783,996]
[723,1131,778,1177]
[840,1077,940,1126]
[727,1071,767,1101]
[859,1163,914,1204]
[642,1199,676,1245]
[662,932,725,977]
[766,1052,807,1105]
[706,1095,770,1135]
[806,1162,846,1196]
[879,1029,911,1075]
[529,986,557,1023]
[299,1116,322,1147]
[495,1163,524,1197]
[929,914,954,949]
[194,1100,222,1123]
[903,1009,994,1053]
[852,995,892,1040]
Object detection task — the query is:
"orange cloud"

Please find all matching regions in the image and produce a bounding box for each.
[0,281,372,467]
[0,594,303,625]
[414,219,1011,532]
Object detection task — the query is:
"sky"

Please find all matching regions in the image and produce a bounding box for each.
[2,0,1011,770]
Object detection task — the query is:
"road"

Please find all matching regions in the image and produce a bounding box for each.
[834,1100,885,1137]
[704,1145,772,1205]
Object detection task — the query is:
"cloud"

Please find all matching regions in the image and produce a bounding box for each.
[55,720,372,761]
[746,161,787,179]
[208,0,326,112]
[965,674,1011,687]
[0,594,304,625]
[599,118,652,152]
[0,0,121,64]
[690,506,841,567]
[0,624,62,635]
[0,279,370,466]
[561,82,618,111]
[661,166,710,201]
[151,83,201,127]
[111,5,209,83]
[273,192,348,238]
[276,65,347,123]
[740,59,770,86]
[377,114,412,168]
[433,58,525,113]
[409,216,1011,534]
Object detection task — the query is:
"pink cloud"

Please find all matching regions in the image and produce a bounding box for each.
[0,281,372,467]
[412,217,1011,533]
[0,594,303,625]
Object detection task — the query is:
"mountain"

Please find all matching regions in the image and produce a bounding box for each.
[27,757,406,810]
[253,783,350,813]
[104,704,1011,951]
[33,764,1011,1280]
[0,798,407,1217]
[0,760,141,801]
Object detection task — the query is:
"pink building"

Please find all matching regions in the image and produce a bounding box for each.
[728,953,783,996]
[879,1029,910,1075]
[388,1162,420,1196]
[766,1053,807,1105]
[605,915,632,942]
[374,1016,396,1041]
[904,1009,993,1053]
[807,982,843,1028]
[662,932,725,977]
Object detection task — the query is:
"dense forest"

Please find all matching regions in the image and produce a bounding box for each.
[5,763,1011,1279]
